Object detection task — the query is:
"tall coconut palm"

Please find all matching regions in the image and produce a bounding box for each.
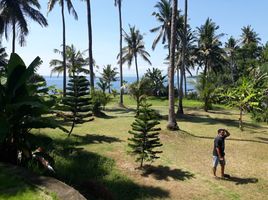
[177,0,188,115]
[81,0,94,91]
[151,0,172,53]
[241,25,260,45]
[167,0,179,130]
[225,36,239,82]
[50,44,89,77]
[114,0,124,106]
[121,26,151,82]
[197,18,226,111]
[48,0,78,96]
[0,0,48,53]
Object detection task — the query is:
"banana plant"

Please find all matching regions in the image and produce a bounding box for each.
[0,53,67,164]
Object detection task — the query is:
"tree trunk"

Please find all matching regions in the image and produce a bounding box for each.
[183,0,188,97]
[184,72,187,96]
[62,1,66,97]
[177,65,184,114]
[167,0,179,130]
[118,0,124,106]
[239,107,243,131]
[12,19,16,53]
[134,53,139,82]
[87,0,94,91]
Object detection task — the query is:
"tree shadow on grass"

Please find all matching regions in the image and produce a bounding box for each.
[72,134,123,144]
[141,165,194,181]
[180,130,268,145]
[52,146,169,200]
[223,176,258,185]
[29,133,122,152]
[179,114,262,129]
[105,107,136,115]
[256,137,268,142]
[29,135,169,199]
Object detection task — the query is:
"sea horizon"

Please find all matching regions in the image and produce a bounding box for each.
[44,76,196,92]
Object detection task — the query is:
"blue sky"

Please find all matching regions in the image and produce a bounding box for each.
[2,0,268,76]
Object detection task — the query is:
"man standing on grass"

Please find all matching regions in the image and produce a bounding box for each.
[212,129,231,178]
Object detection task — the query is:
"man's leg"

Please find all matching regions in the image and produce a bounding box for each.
[212,156,218,177]
[219,158,226,177]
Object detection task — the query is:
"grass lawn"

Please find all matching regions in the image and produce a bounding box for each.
[0,167,57,200]
[31,96,267,200]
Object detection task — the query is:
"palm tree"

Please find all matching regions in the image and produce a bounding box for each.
[50,44,88,77]
[81,0,94,91]
[144,68,167,96]
[48,0,78,96]
[167,0,179,130]
[114,0,124,106]
[197,18,226,111]
[225,36,239,82]
[241,25,260,45]
[177,0,188,115]
[0,0,48,53]
[151,0,172,53]
[121,26,151,82]
[101,64,118,93]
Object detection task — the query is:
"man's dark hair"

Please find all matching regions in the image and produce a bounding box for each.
[218,129,225,134]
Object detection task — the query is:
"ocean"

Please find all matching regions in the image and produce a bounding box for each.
[44,76,196,92]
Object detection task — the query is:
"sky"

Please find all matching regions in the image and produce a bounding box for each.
[2,0,268,77]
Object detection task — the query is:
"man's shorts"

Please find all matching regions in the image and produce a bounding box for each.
[213,156,225,167]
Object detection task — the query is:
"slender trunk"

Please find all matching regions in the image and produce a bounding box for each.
[118,1,124,106]
[62,1,66,97]
[12,19,16,53]
[176,61,180,102]
[178,65,184,114]
[239,107,243,131]
[183,0,188,97]
[108,82,111,94]
[134,53,139,82]
[87,0,94,91]
[68,121,75,136]
[167,0,179,130]
[184,72,187,96]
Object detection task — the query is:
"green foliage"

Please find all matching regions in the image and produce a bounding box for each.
[144,68,167,97]
[128,77,152,112]
[62,75,93,136]
[128,101,162,168]
[50,44,89,77]
[97,78,109,93]
[195,74,216,111]
[91,90,112,115]
[0,53,65,164]
[100,64,118,93]
[219,76,266,130]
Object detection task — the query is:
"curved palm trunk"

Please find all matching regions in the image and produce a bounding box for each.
[167,0,179,130]
[134,53,139,82]
[12,19,16,53]
[86,0,94,91]
[118,0,124,106]
[61,1,66,97]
